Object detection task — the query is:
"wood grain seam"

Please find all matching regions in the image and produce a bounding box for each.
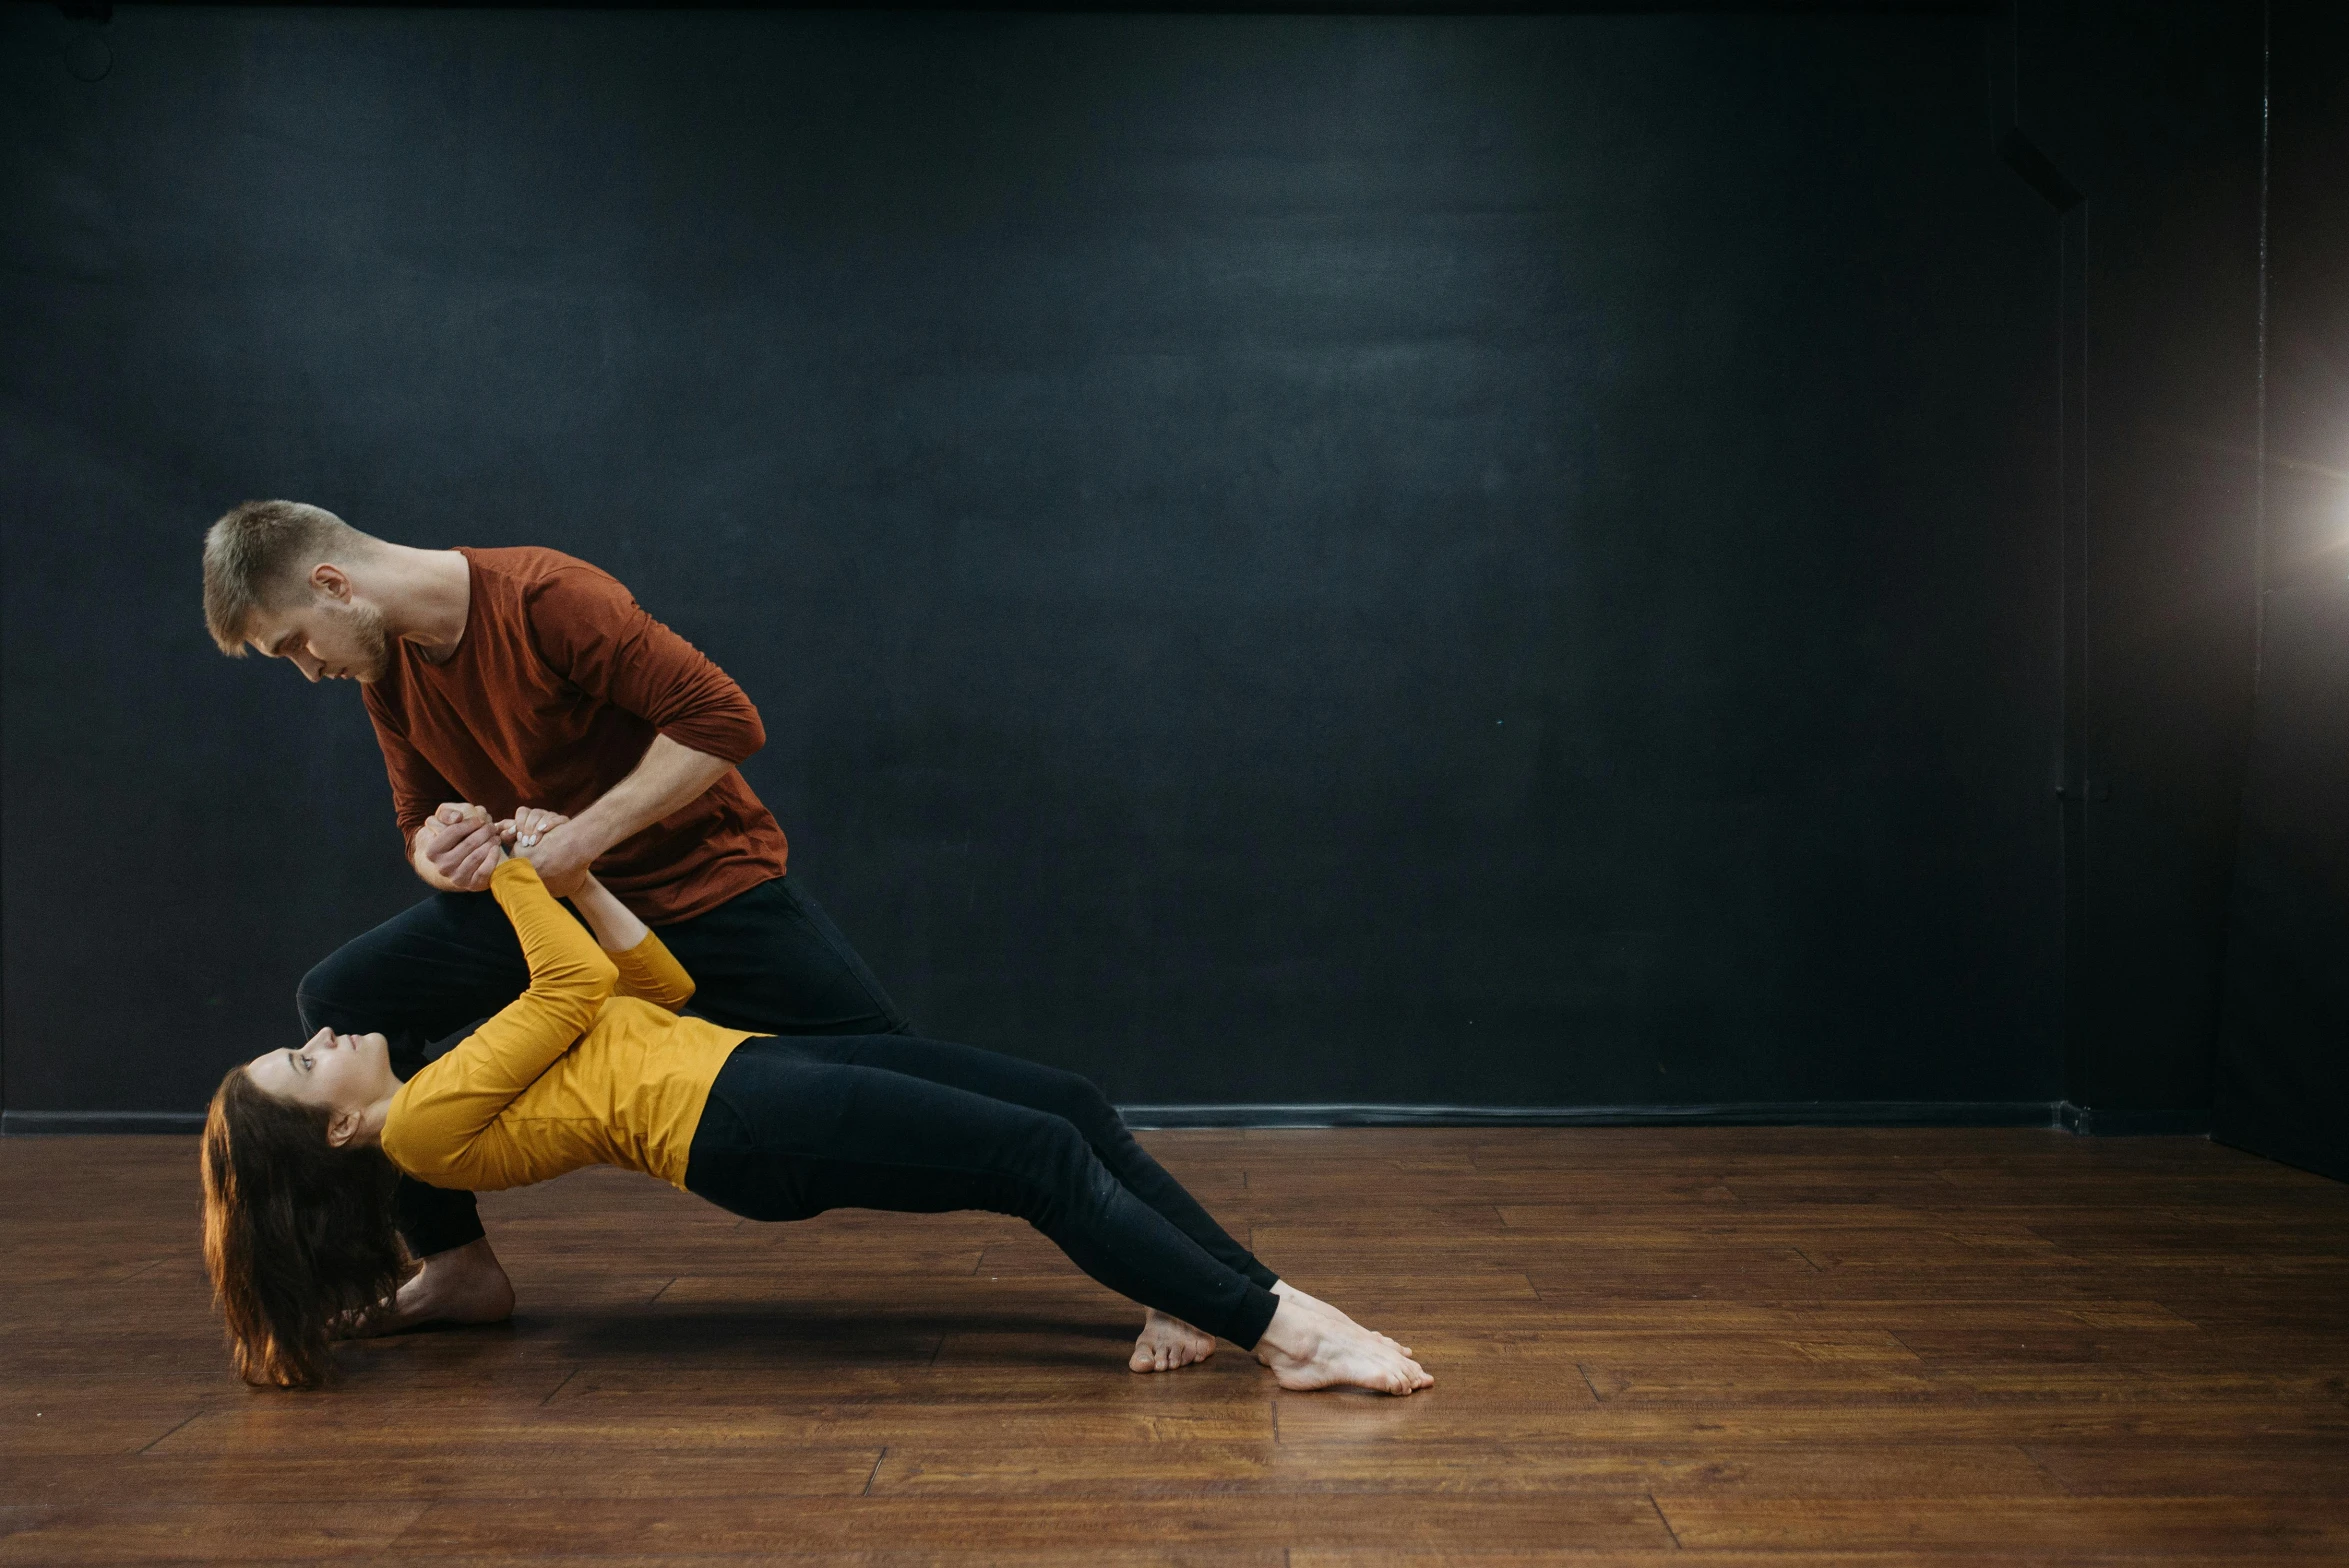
[132,1412,204,1456]
[1648,1491,1684,1548]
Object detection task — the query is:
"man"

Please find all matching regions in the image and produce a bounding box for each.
[204,500,908,1330]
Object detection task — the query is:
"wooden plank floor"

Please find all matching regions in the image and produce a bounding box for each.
[4,1127,2347,1565]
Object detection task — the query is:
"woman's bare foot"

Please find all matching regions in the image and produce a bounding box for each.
[1130,1309,1217,1373]
[1254,1296,1433,1395]
[1272,1280,1415,1358]
[341,1238,516,1338]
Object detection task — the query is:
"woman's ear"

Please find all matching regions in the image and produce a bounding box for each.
[326,1108,363,1149]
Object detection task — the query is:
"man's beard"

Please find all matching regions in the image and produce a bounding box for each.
[346,602,393,681]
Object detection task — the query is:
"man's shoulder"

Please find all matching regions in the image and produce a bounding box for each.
[460,547,639,646]
[460,545,622,594]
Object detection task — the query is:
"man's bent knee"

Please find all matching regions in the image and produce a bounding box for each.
[294,975,350,1034]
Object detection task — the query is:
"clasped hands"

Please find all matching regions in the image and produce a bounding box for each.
[417,801,595,896]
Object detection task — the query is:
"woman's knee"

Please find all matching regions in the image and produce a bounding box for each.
[997,1105,1097,1182]
[1007,1113,1122,1225]
[1011,1104,1092,1168]
[1031,1067,1124,1143]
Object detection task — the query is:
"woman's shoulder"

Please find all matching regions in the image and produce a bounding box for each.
[377,1069,445,1174]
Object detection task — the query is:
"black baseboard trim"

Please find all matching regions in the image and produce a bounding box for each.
[1119,1100,2062,1129]
[1,1111,207,1136]
[2055,1101,2212,1137]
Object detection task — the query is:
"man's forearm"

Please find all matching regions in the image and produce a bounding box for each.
[565,734,734,861]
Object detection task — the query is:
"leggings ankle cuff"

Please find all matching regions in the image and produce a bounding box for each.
[1226,1284,1280,1351]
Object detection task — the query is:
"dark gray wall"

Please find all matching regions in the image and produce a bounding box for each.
[2213,0,2349,1179]
[0,3,2269,1123]
[2249,0,2349,607]
[2035,2,2267,1127]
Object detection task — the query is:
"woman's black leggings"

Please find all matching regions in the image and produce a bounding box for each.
[682,1034,1283,1349]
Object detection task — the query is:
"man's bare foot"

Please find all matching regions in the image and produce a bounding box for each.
[1254,1296,1434,1396]
[1272,1280,1414,1358]
[342,1238,515,1338]
[1131,1309,1217,1373]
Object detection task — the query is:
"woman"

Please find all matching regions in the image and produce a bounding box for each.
[201,821,1434,1396]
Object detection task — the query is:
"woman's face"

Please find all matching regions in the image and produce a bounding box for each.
[246,1027,397,1119]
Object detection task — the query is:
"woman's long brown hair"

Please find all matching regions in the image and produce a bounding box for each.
[199,1067,408,1387]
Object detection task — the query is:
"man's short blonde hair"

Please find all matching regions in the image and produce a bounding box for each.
[202,501,374,655]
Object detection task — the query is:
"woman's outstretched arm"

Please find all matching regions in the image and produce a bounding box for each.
[380,857,618,1187]
[567,874,650,952]
[505,806,697,1011]
[562,871,697,1012]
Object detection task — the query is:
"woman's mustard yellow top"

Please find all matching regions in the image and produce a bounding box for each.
[381,859,754,1192]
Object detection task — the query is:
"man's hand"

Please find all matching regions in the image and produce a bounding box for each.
[514,818,595,899]
[414,803,504,893]
[494,807,591,898]
[496,806,571,853]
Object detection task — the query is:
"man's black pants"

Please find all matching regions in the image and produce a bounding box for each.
[297,875,908,1258]
[686,1035,1282,1347]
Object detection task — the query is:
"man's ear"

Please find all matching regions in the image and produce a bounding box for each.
[311,562,353,603]
[326,1108,363,1149]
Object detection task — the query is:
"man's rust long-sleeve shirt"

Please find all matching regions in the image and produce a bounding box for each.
[362,546,788,924]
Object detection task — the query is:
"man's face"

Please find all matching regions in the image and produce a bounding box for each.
[245,1026,398,1124]
[245,595,393,683]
